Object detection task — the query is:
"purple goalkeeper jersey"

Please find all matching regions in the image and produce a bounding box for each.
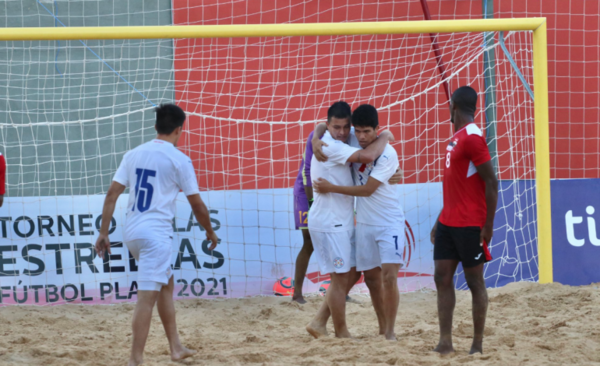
[293,131,315,197]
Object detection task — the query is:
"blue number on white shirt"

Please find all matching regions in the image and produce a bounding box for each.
[132,168,156,212]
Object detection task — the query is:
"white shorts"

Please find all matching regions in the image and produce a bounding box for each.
[356,223,405,272]
[310,229,356,274]
[126,239,173,291]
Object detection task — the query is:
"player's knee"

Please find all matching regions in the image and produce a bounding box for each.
[465,274,486,294]
[434,271,453,288]
[364,273,381,290]
[382,272,397,288]
[304,242,314,255]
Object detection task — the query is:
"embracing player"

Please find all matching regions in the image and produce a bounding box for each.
[305,101,394,339]
[291,130,316,303]
[95,104,219,366]
[430,86,498,355]
[313,104,405,340]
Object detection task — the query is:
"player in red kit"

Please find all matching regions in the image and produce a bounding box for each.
[0,152,5,207]
[430,86,498,355]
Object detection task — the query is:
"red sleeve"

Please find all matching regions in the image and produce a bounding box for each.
[0,154,5,195]
[465,134,491,166]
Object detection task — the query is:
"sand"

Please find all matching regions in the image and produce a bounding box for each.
[0,282,599,365]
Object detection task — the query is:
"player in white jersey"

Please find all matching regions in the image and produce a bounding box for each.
[305,101,394,339]
[94,104,218,366]
[314,104,405,340]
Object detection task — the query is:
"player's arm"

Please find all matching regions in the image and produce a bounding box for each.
[430,211,442,245]
[314,176,381,197]
[95,181,126,258]
[388,167,403,184]
[346,131,394,164]
[303,133,315,204]
[312,123,328,162]
[178,158,219,249]
[476,161,498,245]
[186,194,219,250]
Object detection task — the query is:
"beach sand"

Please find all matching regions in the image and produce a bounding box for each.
[0,281,599,365]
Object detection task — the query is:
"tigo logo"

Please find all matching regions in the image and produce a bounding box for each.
[565,206,600,247]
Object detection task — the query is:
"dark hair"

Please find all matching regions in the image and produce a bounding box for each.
[155,104,186,134]
[451,86,478,115]
[351,104,379,129]
[327,101,352,122]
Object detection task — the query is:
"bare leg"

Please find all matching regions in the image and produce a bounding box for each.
[381,263,401,340]
[129,290,160,366]
[157,276,196,361]
[464,264,488,354]
[327,271,354,338]
[363,267,385,335]
[433,259,459,355]
[306,268,360,338]
[292,229,313,304]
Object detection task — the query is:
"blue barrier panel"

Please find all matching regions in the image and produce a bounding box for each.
[551,179,600,286]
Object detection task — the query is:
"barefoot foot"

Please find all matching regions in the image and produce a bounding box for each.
[292,296,307,304]
[385,332,397,341]
[306,321,329,339]
[433,342,455,355]
[469,340,483,355]
[171,346,196,361]
[128,358,143,366]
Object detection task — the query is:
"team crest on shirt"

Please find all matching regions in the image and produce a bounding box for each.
[333,257,344,269]
[358,162,373,173]
[446,138,459,152]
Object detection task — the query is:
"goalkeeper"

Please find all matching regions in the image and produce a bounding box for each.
[291,130,317,304]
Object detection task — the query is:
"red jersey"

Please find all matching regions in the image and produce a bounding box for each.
[0,153,5,195]
[439,123,491,228]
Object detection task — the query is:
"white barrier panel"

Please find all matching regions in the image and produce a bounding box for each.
[0,183,440,305]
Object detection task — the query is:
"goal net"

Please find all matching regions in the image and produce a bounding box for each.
[0,18,542,304]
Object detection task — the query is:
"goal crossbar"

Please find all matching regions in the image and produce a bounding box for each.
[0,18,545,40]
[0,17,553,284]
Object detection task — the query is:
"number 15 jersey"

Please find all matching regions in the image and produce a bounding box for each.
[113,139,200,242]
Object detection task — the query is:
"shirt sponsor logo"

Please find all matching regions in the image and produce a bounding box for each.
[446,138,459,152]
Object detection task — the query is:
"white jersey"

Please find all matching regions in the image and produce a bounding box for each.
[350,142,405,226]
[308,131,360,232]
[113,139,200,242]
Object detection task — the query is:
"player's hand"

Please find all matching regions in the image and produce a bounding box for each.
[95,234,111,259]
[313,178,334,194]
[430,222,437,245]
[480,224,493,247]
[388,167,403,184]
[379,130,395,142]
[312,138,329,162]
[206,230,219,251]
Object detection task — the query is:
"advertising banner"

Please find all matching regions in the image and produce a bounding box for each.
[551,179,600,286]
[0,183,440,305]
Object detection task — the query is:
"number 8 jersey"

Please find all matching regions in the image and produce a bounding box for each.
[439,123,492,228]
[113,139,200,242]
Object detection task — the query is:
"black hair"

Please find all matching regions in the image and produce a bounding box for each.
[351,104,379,129]
[327,101,352,122]
[451,86,478,115]
[155,104,186,135]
